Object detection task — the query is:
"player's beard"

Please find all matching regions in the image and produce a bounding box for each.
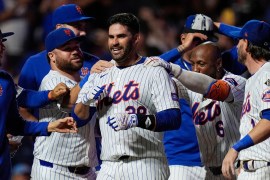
[237,45,247,64]
[110,41,133,64]
[56,56,83,73]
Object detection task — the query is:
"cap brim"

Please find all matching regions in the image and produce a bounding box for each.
[184,28,219,42]
[2,32,14,38]
[64,17,95,24]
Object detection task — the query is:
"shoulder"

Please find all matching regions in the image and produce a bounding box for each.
[0,70,14,82]
[83,51,100,61]
[223,71,246,86]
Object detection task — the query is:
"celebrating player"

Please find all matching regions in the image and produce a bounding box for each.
[30,28,98,180]
[0,29,77,180]
[73,13,181,179]
[222,20,270,180]
[145,33,246,179]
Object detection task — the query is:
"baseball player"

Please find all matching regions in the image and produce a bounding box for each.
[72,13,181,180]
[222,20,270,180]
[0,29,77,180]
[145,33,246,179]
[30,28,98,180]
[18,4,100,121]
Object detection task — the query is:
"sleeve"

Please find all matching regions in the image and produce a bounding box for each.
[151,67,180,112]
[222,74,246,103]
[6,80,49,136]
[218,23,242,39]
[18,58,39,90]
[172,77,191,104]
[258,71,270,113]
[159,48,181,63]
[17,89,51,108]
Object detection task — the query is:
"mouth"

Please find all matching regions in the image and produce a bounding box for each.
[111,47,122,55]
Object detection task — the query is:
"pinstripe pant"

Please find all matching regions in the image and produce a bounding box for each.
[168,165,206,180]
[31,158,96,180]
[238,166,270,180]
[97,157,169,180]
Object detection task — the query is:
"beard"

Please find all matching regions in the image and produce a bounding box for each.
[110,41,133,64]
[56,56,83,72]
[237,46,247,64]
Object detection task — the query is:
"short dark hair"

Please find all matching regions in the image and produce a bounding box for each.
[247,41,270,61]
[107,13,140,35]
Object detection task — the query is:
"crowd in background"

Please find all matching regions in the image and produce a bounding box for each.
[1,0,270,179]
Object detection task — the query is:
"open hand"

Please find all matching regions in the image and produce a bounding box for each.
[222,148,238,179]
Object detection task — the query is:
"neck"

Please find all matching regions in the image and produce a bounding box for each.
[115,54,141,67]
[245,56,267,75]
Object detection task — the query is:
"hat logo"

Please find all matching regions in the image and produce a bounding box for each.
[76,6,83,15]
[64,29,72,36]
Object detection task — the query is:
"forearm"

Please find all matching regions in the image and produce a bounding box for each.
[174,68,215,95]
[73,103,90,120]
[71,105,96,127]
[249,119,270,144]
[159,48,181,63]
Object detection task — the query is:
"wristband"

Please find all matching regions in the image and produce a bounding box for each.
[136,114,156,130]
[232,134,254,152]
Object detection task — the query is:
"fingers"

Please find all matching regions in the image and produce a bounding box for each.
[90,60,114,74]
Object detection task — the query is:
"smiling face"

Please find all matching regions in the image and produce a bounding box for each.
[108,23,139,65]
[48,40,83,72]
[190,43,222,79]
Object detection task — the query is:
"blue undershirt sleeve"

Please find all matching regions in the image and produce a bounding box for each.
[155,108,181,132]
[17,89,51,108]
[159,48,181,63]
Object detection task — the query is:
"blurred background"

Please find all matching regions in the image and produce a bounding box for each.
[1,0,269,179]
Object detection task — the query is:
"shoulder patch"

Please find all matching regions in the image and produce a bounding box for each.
[171,92,179,101]
[262,89,270,102]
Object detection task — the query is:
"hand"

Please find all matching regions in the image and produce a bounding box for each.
[48,82,69,100]
[107,114,138,131]
[48,117,78,133]
[144,56,182,77]
[222,148,238,179]
[144,56,172,71]
[80,85,107,105]
[90,60,114,74]
[180,33,208,52]
[7,134,22,154]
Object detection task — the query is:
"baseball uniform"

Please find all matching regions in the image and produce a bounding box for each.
[237,62,270,179]
[77,58,180,180]
[175,70,246,179]
[31,70,98,180]
[0,70,51,180]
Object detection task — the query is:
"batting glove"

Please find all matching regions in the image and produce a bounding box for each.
[144,56,182,78]
[107,114,138,131]
[79,85,106,106]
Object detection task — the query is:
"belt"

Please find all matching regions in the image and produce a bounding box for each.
[240,160,270,172]
[118,155,130,160]
[208,166,222,176]
[39,159,90,175]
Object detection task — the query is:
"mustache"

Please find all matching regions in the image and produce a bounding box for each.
[71,53,83,60]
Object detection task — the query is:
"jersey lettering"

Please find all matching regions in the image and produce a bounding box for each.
[241,93,251,117]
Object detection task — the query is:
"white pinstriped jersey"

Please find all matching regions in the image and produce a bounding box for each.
[34,70,98,167]
[78,64,179,161]
[175,71,246,167]
[239,62,270,162]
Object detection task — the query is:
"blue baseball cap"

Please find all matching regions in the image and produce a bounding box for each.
[52,4,94,27]
[184,14,218,42]
[230,20,270,51]
[0,29,14,42]
[45,28,83,52]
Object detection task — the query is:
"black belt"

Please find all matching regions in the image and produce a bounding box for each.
[39,159,90,175]
[208,166,222,176]
[118,155,130,160]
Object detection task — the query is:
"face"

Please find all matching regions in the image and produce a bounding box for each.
[49,41,83,72]
[108,23,137,64]
[61,21,88,37]
[237,39,247,64]
[190,46,220,78]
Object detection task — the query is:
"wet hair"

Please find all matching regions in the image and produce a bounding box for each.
[107,13,140,35]
[247,42,270,61]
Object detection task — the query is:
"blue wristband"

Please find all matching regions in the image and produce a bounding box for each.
[232,134,254,152]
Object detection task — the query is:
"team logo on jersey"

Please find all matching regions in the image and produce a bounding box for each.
[171,93,178,101]
[241,93,251,116]
[0,84,2,96]
[224,77,238,86]
[262,89,270,102]
[81,67,89,76]
[265,79,270,86]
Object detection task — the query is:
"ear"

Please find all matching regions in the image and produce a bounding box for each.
[48,52,56,63]
[133,33,140,46]
[243,39,249,52]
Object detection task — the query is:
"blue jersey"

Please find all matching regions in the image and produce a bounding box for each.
[0,70,50,180]
[160,48,202,166]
